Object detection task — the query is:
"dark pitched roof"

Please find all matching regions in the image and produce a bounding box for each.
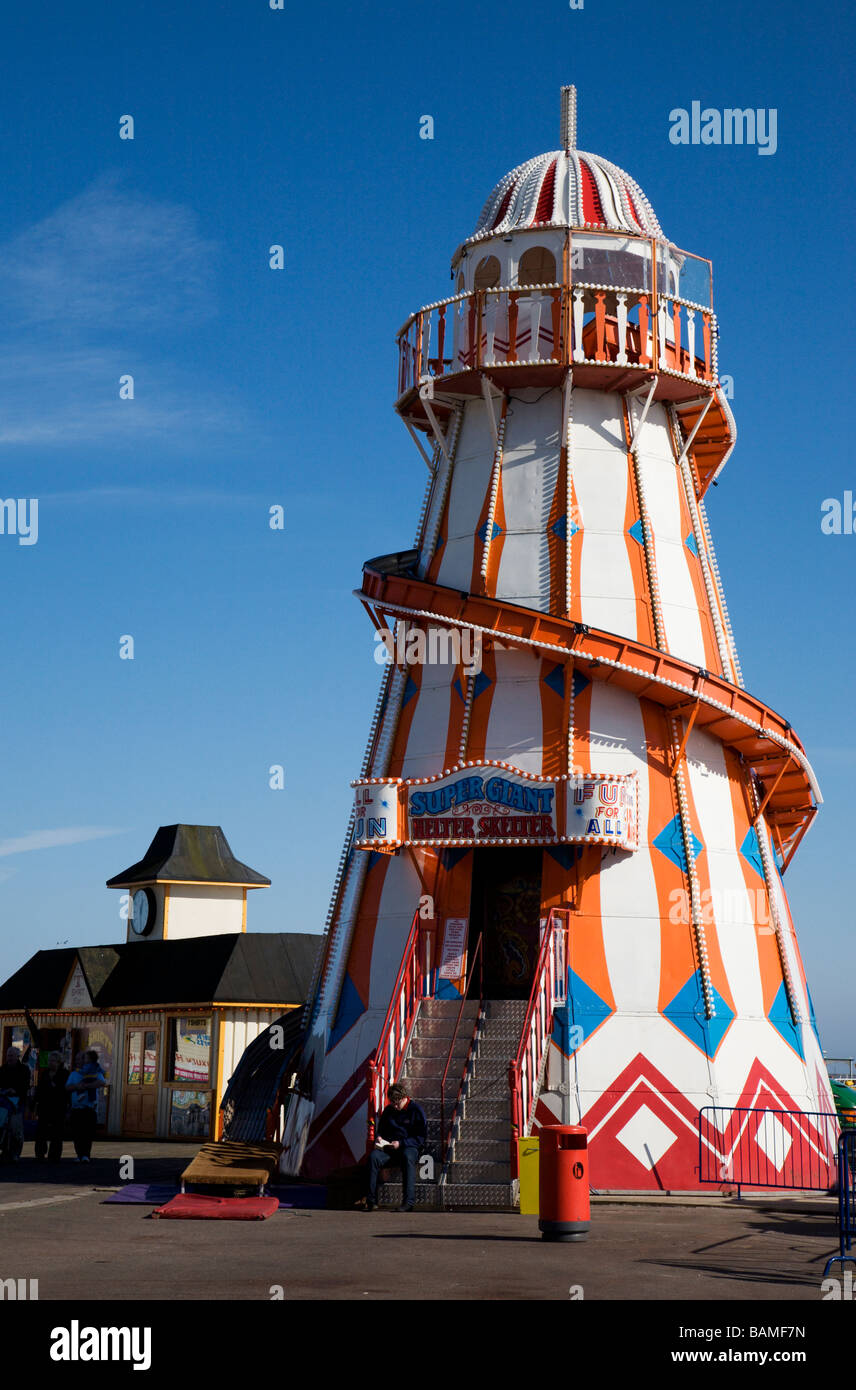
[105,825,270,889]
[0,934,319,1011]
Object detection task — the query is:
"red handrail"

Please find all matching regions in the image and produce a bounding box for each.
[366,908,427,1151]
[508,908,571,1178]
[439,932,484,1157]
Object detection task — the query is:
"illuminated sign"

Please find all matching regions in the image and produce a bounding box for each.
[565,776,638,850]
[352,764,637,851]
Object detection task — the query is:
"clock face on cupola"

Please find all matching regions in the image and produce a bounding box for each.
[107,824,271,944]
[130,887,156,937]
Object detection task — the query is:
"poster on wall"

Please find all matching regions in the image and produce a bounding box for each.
[169,1090,211,1138]
[173,1018,211,1084]
[438,919,468,980]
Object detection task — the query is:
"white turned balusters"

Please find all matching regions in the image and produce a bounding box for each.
[616,293,628,366]
[572,288,585,362]
[527,293,544,363]
[483,294,499,365]
[657,298,668,369]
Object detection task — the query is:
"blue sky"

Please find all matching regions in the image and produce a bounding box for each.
[0,0,854,1056]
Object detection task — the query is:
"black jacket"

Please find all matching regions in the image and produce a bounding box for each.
[377,1100,427,1153]
[35,1067,70,1119]
[0,1062,30,1104]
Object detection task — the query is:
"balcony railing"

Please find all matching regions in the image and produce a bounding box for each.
[397,283,716,398]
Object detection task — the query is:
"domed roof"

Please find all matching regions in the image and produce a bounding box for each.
[472,148,664,241]
[469,87,665,244]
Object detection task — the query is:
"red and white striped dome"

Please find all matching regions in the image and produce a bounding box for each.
[472,149,664,242]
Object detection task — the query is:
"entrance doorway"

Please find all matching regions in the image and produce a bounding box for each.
[468,848,543,999]
[122,1028,159,1136]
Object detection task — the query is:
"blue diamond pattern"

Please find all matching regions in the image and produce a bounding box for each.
[545,844,584,871]
[439,847,470,870]
[628,518,645,546]
[806,985,823,1049]
[572,670,590,699]
[663,971,734,1058]
[739,827,765,879]
[478,519,502,543]
[402,673,418,707]
[328,971,365,1050]
[768,981,805,1060]
[543,663,565,698]
[552,969,613,1054]
[684,532,699,557]
[653,815,703,871]
[551,515,580,541]
[472,671,492,699]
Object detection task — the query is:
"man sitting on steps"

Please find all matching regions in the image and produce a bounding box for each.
[366,1081,427,1212]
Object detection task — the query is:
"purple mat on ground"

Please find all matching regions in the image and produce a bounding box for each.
[104,1184,179,1205]
[105,1182,326,1209]
[267,1185,327,1210]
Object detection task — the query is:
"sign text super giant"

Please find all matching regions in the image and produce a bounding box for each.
[409,771,557,843]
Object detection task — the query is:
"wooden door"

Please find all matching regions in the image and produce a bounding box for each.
[122,1028,158,1135]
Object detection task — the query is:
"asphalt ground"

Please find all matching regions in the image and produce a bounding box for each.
[0,1143,843,1303]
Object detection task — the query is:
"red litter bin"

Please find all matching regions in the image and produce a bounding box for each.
[538,1125,590,1242]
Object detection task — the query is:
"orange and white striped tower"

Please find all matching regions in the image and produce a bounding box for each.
[293,87,835,1191]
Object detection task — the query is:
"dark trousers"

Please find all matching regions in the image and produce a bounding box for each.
[70,1107,97,1158]
[35,1113,64,1162]
[368,1146,417,1206]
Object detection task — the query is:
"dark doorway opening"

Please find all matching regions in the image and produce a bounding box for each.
[468,848,543,999]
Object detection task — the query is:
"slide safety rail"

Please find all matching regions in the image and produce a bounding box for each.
[366,908,427,1149]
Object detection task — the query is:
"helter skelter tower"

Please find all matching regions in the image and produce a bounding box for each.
[290,88,836,1192]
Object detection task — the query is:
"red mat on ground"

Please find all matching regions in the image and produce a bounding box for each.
[152,1194,280,1220]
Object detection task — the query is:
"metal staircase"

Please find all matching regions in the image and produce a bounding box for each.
[370,908,570,1211]
[442,1000,527,1208]
[376,998,526,1210]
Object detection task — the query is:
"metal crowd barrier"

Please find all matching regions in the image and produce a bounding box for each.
[698,1106,838,1197]
[824,1129,856,1278]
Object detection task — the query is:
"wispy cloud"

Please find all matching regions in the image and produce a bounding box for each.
[0,176,217,332]
[0,827,124,858]
[0,348,245,445]
[0,176,248,448]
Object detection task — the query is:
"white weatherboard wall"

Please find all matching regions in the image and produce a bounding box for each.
[217,1008,284,1107]
[166,885,244,939]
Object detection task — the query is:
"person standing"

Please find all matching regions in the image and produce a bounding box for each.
[34,1052,69,1162]
[66,1050,106,1163]
[0,1046,31,1161]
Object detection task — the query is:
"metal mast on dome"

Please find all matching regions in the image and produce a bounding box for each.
[560,84,577,151]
